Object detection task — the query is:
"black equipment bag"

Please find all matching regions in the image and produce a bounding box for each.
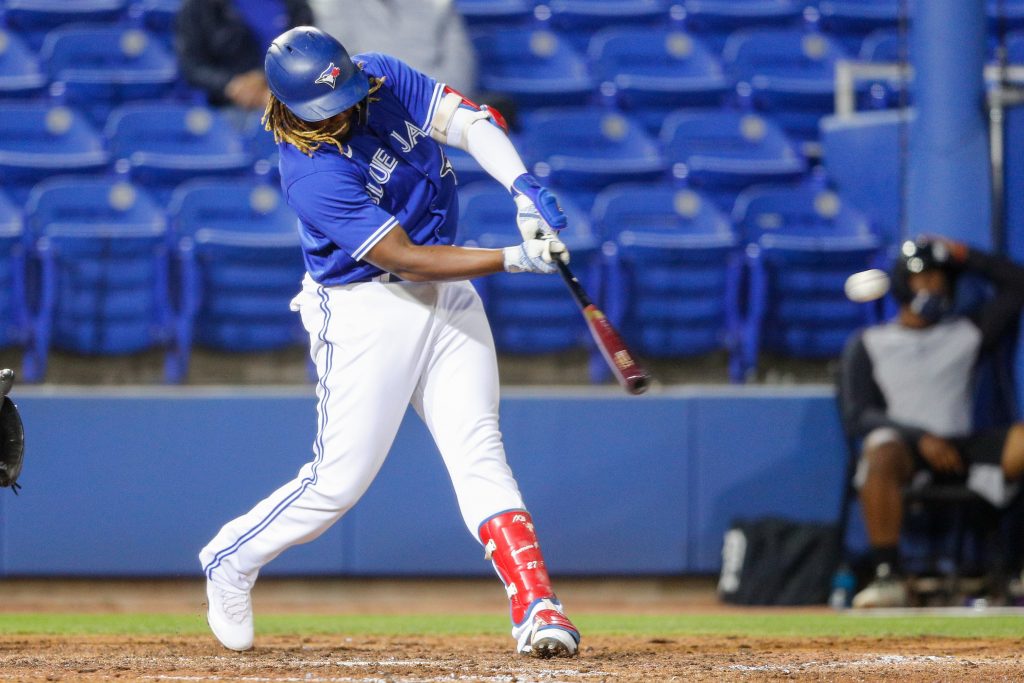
[718,517,839,605]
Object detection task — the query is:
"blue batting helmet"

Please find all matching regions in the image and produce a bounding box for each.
[264,26,370,122]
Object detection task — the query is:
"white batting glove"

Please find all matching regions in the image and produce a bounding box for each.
[511,173,567,241]
[502,237,570,274]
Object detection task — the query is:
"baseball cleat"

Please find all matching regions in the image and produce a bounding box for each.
[205,580,254,651]
[514,599,580,658]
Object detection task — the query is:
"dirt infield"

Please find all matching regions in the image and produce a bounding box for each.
[2,633,1024,682]
[1,579,1023,681]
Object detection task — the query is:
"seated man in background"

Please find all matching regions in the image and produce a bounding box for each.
[176,0,313,124]
[840,237,1024,608]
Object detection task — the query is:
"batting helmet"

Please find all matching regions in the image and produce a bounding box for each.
[890,238,957,304]
[265,26,370,122]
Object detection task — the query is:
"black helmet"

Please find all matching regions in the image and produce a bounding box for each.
[890,238,957,304]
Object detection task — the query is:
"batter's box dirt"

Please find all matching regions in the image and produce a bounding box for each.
[1,635,1024,682]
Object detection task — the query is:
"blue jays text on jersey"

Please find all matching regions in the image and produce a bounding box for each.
[278,53,458,286]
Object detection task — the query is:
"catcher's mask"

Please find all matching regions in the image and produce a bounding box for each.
[890,238,957,325]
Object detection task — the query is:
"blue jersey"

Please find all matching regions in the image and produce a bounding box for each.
[279,53,458,285]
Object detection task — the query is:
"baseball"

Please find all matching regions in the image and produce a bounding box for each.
[844,269,890,302]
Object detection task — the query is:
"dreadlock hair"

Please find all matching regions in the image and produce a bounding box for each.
[262,73,385,157]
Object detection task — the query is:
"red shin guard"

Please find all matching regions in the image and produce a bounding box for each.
[479,510,556,624]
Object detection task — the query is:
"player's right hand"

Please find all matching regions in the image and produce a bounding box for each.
[502,237,570,274]
[917,433,963,474]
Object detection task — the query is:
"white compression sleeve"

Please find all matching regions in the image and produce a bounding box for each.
[448,107,528,192]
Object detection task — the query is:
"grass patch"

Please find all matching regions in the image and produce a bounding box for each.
[0,613,1022,639]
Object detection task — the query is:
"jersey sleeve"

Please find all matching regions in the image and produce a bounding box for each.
[355,52,445,132]
[287,170,399,262]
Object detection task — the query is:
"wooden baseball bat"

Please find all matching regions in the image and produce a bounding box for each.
[555,260,651,395]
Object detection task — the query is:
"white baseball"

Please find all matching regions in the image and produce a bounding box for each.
[844,269,890,302]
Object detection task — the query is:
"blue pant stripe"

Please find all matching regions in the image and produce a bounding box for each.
[204,286,334,580]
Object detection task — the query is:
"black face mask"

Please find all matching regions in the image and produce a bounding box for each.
[909,290,951,325]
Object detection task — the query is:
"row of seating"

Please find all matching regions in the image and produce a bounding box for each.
[0,102,270,205]
[1,0,178,49]
[0,173,883,384]
[0,99,815,213]
[1,176,303,383]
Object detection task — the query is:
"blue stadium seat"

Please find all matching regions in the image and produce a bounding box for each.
[41,26,178,125]
[240,115,280,183]
[471,28,595,107]
[593,184,744,381]
[682,0,806,52]
[989,0,1024,30]
[105,103,251,202]
[723,29,849,141]
[455,0,534,27]
[858,28,902,62]
[0,191,29,352]
[547,0,670,50]
[135,0,182,47]
[0,28,47,98]
[457,183,601,371]
[733,181,882,377]
[1006,30,1024,63]
[520,107,664,192]
[0,104,108,200]
[167,180,306,375]
[587,28,731,133]
[22,177,179,382]
[3,0,129,49]
[660,109,806,210]
[818,0,901,34]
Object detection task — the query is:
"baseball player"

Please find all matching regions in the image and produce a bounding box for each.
[199,26,580,658]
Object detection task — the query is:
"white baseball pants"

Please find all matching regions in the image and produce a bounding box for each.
[200,275,525,590]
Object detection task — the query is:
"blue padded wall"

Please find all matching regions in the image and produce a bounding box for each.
[0,388,848,577]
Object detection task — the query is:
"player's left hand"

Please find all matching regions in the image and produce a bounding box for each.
[512,173,567,241]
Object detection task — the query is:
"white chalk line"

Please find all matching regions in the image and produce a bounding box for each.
[726,653,994,673]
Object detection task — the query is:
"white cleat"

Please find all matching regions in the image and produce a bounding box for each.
[514,599,580,658]
[205,580,254,651]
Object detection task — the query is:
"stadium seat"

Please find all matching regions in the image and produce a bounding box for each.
[0,104,109,200]
[681,0,806,52]
[854,29,909,111]
[989,0,1024,30]
[41,26,178,125]
[723,29,849,141]
[1006,30,1024,63]
[105,103,251,202]
[547,0,670,50]
[455,0,534,27]
[733,181,882,377]
[587,28,731,133]
[167,179,306,376]
[134,0,182,48]
[0,28,47,98]
[519,107,664,192]
[457,183,601,372]
[660,109,806,210]
[0,191,29,352]
[3,0,129,49]
[471,28,595,108]
[818,0,902,34]
[22,177,179,382]
[593,184,744,381]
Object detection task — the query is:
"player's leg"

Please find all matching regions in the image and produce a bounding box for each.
[852,427,914,608]
[999,423,1024,480]
[200,279,434,649]
[410,280,579,658]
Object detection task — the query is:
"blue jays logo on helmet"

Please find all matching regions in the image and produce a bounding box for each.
[315,63,342,89]
[265,26,370,122]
